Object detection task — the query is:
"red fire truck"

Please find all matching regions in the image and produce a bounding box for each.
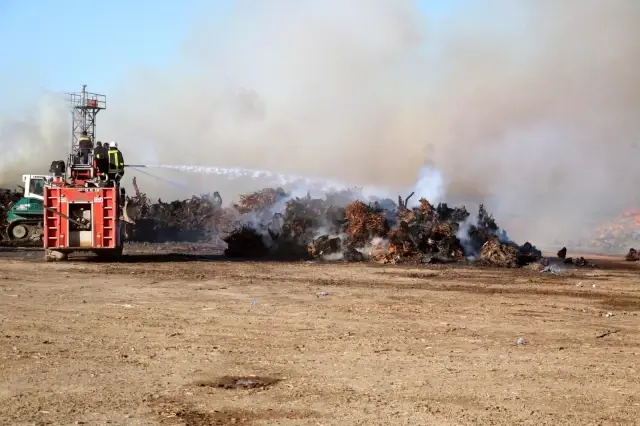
[43,85,133,261]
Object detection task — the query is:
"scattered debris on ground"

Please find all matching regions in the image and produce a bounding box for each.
[568,256,596,267]
[596,329,621,339]
[557,247,567,259]
[541,265,562,274]
[195,376,280,390]
[625,248,640,261]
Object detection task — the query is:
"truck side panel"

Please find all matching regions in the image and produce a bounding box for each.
[44,187,119,250]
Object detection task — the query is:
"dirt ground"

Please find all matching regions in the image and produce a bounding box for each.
[1,246,639,425]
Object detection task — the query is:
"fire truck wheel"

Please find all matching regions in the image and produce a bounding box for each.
[45,250,68,262]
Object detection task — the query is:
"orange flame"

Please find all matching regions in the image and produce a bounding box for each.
[594,207,640,240]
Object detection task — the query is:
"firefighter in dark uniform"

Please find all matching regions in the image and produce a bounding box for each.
[94,141,107,175]
[107,141,125,182]
[78,130,93,164]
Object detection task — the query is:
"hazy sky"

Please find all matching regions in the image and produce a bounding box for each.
[0,0,204,110]
[0,0,453,110]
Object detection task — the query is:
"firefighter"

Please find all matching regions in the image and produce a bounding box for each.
[94,141,107,174]
[107,141,125,181]
[78,131,93,164]
[78,130,92,149]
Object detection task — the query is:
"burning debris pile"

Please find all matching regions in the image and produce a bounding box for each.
[588,209,640,251]
[222,188,542,267]
[1,175,542,268]
[223,187,290,238]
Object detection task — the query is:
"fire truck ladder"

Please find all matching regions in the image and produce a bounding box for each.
[99,192,117,248]
[45,193,61,247]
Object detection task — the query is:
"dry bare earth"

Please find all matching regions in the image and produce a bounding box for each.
[0,251,639,425]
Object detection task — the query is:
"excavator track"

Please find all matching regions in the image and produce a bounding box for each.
[6,220,44,243]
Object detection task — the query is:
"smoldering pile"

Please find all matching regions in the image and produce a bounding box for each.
[555,246,595,267]
[223,189,542,267]
[124,177,228,243]
[625,247,640,262]
[124,182,292,244]
[120,180,543,267]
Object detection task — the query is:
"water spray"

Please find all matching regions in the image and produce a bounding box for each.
[128,166,191,190]
[133,164,360,194]
[124,163,445,203]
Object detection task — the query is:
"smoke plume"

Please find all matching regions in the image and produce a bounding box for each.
[1,0,639,246]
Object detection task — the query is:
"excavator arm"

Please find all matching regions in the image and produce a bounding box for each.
[121,177,145,224]
[122,199,139,224]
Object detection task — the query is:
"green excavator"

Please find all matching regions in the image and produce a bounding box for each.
[3,174,50,242]
[3,173,140,243]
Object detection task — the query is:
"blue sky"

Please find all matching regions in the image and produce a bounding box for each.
[0,0,455,111]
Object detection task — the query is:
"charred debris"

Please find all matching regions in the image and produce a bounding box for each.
[142,185,542,268]
[625,247,640,262]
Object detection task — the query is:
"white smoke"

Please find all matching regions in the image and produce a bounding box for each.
[408,164,445,207]
[0,94,68,182]
[1,0,639,247]
[455,215,478,260]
